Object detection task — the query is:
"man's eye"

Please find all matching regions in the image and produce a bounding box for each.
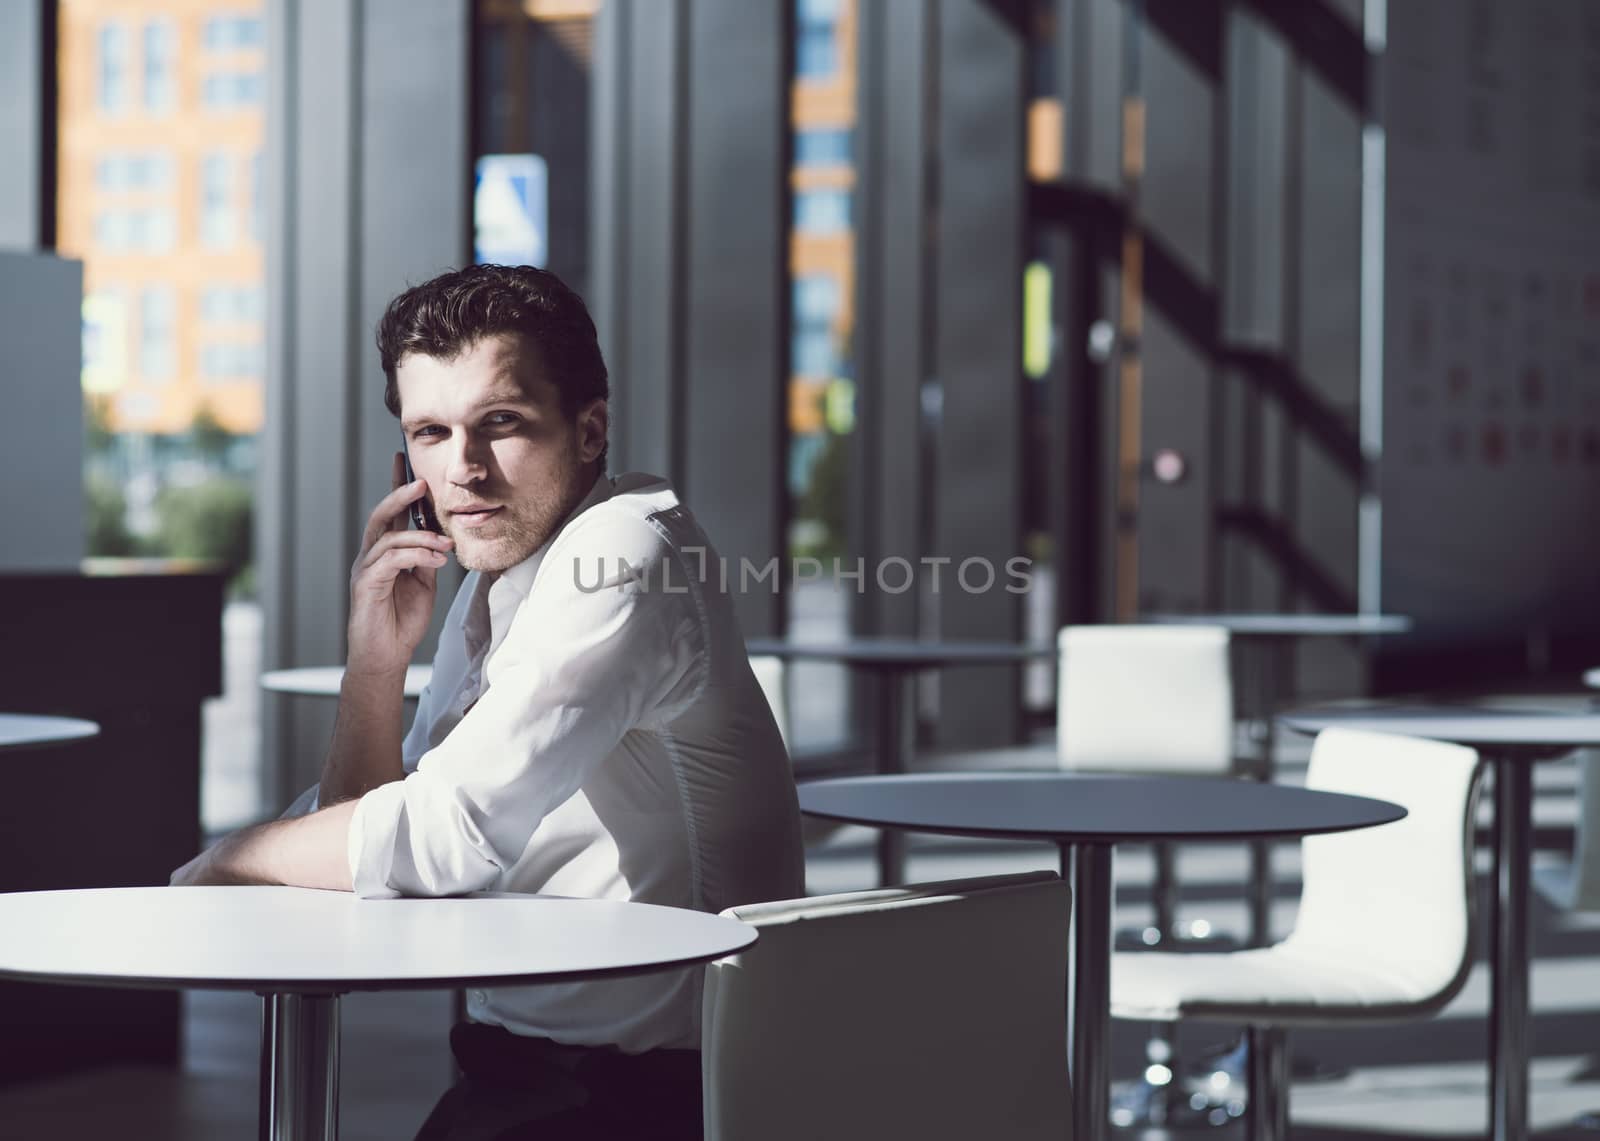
[487,413,521,426]
[414,426,443,439]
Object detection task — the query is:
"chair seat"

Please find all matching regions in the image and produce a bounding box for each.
[1111,941,1466,1026]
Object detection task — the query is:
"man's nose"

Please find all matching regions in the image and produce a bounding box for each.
[444,434,489,484]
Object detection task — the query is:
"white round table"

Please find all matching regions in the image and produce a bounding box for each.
[0,713,100,752]
[261,666,433,699]
[0,887,756,1140]
[1281,706,1600,1141]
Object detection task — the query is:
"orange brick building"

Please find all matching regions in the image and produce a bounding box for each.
[57,0,265,436]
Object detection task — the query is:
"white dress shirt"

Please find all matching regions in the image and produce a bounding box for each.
[296,472,803,1053]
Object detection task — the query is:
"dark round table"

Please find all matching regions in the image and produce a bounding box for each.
[1283,706,1600,1141]
[747,636,1055,884]
[797,772,1404,1141]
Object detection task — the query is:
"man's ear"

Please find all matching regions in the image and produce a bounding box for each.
[577,398,609,464]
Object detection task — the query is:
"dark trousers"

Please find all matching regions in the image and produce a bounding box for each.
[413,1021,703,1141]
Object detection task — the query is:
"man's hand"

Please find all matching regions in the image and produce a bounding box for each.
[347,452,455,678]
[168,845,223,887]
[169,830,255,886]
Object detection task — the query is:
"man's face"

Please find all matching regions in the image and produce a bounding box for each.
[397,333,607,574]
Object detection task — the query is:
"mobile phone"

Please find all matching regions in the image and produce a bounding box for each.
[400,434,443,534]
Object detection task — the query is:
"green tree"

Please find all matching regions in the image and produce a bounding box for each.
[797,429,850,562]
[190,403,235,466]
[85,472,137,557]
[84,394,116,457]
[154,477,253,593]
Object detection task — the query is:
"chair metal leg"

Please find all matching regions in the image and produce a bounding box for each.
[1245,1026,1289,1141]
[1151,842,1179,941]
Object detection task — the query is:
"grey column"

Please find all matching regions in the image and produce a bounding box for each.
[591,0,788,640]
[1128,5,1221,613]
[0,0,48,251]
[931,0,1025,748]
[854,0,930,640]
[260,0,470,806]
[680,0,788,639]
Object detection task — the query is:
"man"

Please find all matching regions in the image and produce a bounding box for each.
[172,263,804,1138]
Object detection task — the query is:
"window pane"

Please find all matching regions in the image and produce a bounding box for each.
[203,16,262,52]
[139,286,175,380]
[794,188,850,233]
[144,21,176,112]
[97,23,129,112]
[201,153,236,247]
[249,151,263,242]
[795,128,850,167]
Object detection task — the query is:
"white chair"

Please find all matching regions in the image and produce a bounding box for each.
[1110,728,1485,1141]
[701,871,1074,1141]
[1059,624,1246,940]
[1058,624,1238,777]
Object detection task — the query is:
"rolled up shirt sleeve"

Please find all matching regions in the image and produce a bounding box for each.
[348,521,705,899]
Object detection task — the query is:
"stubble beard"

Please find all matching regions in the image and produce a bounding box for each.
[449,458,589,574]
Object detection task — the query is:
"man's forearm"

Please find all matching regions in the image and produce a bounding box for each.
[187,800,359,891]
[320,669,409,804]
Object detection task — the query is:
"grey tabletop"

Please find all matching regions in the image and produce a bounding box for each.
[0,713,100,753]
[1143,612,1413,637]
[0,887,757,993]
[745,637,1055,668]
[797,772,1405,844]
[1281,706,1600,750]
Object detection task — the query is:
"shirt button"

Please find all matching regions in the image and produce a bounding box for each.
[472,990,487,1004]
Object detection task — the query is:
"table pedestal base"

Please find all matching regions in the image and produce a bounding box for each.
[1064,842,1112,1141]
[873,670,917,885]
[260,993,341,1141]
[1491,756,1533,1141]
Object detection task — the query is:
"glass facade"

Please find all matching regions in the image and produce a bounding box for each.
[796,0,841,79]
[472,0,595,295]
[787,0,858,752]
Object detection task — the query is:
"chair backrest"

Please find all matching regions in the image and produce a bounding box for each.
[702,871,1074,1141]
[1057,624,1236,776]
[1287,727,1484,1012]
[748,654,788,749]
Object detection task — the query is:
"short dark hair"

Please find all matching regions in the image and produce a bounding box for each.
[376,264,609,459]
